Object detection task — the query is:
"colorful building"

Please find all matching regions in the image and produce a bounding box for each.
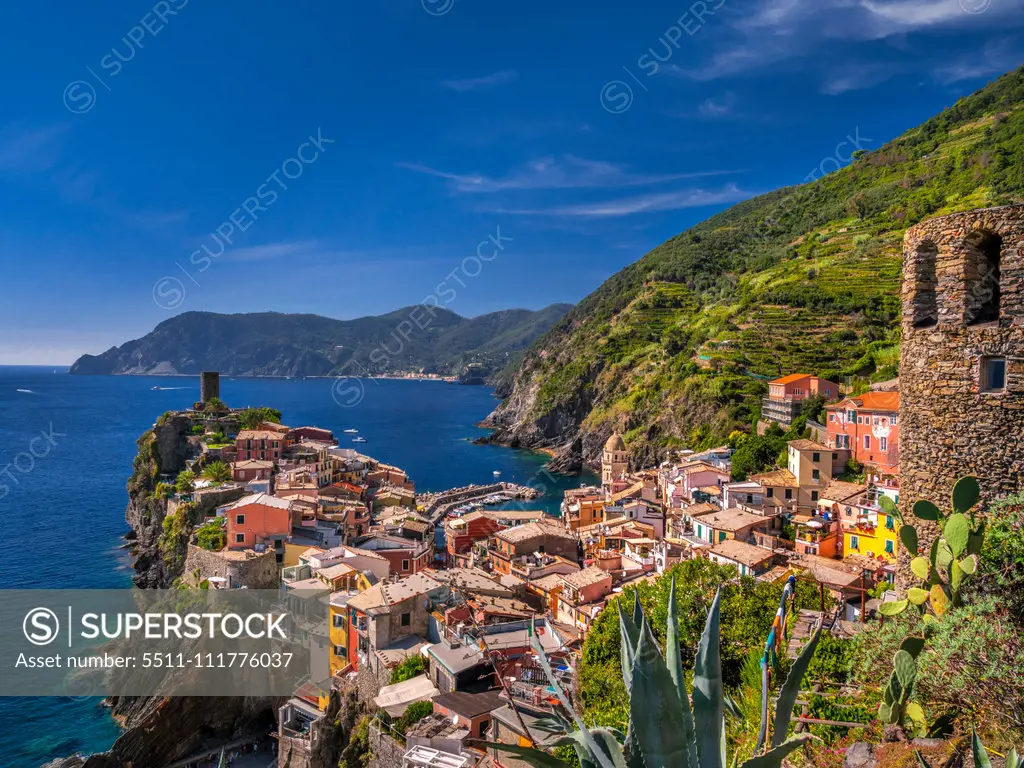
[234,429,286,462]
[761,374,839,427]
[224,493,294,549]
[825,391,900,474]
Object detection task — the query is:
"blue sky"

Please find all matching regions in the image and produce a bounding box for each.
[0,0,1021,364]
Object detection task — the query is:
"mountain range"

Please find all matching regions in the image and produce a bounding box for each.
[485,67,1024,471]
[69,304,572,380]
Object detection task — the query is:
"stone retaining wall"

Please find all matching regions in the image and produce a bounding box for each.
[182,543,278,588]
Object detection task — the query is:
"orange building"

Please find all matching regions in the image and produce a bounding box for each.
[762,374,839,427]
[825,392,900,474]
[225,493,294,549]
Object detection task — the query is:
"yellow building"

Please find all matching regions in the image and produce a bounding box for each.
[328,590,360,675]
[843,509,898,563]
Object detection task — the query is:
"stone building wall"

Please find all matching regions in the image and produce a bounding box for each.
[899,204,1024,524]
[368,721,406,768]
[182,543,279,588]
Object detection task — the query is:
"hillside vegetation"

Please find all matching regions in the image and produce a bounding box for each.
[69,304,571,381]
[487,67,1024,469]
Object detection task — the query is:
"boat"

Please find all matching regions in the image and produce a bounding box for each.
[344,429,359,434]
[352,436,367,443]
[151,386,160,390]
[493,470,502,478]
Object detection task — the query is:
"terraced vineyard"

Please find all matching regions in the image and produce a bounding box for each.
[490,67,1024,468]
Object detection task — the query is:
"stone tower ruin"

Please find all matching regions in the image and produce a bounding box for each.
[899,204,1024,516]
[200,371,221,404]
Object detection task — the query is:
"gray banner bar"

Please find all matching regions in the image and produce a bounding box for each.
[0,590,332,696]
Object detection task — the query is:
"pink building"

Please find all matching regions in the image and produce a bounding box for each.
[762,374,839,427]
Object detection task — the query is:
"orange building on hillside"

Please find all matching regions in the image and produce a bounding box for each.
[225,493,294,549]
[825,392,900,474]
[762,374,839,427]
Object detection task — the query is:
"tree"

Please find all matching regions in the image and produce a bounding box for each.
[202,461,231,483]
[237,407,282,430]
[390,655,427,684]
[205,396,228,411]
[196,520,226,551]
[174,469,195,495]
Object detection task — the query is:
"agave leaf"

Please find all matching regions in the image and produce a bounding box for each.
[474,741,575,768]
[771,628,820,748]
[913,499,940,521]
[693,589,725,768]
[1006,748,1019,768]
[910,557,930,580]
[899,636,926,659]
[972,730,993,768]
[530,633,616,768]
[878,599,908,616]
[944,513,970,558]
[739,737,809,768]
[900,525,919,555]
[629,618,691,768]
[951,476,980,515]
[632,589,644,628]
[553,729,629,768]
[618,603,639,693]
[666,575,697,768]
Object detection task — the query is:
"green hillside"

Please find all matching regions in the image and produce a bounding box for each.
[488,67,1024,469]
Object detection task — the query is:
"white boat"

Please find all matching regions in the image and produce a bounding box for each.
[151,386,160,390]
[493,470,502,477]
[344,429,359,434]
[352,436,367,443]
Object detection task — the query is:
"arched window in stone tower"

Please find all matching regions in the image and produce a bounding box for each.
[911,240,938,328]
[964,230,1002,325]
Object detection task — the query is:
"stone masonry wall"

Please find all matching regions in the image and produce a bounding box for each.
[182,543,279,588]
[899,204,1024,534]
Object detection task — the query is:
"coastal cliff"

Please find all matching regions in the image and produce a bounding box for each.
[44,415,279,768]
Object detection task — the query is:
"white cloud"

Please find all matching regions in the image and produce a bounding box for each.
[440,69,518,92]
[398,155,735,193]
[492,184,753,218]
[698,92,739,117]
[671,0,1024,81]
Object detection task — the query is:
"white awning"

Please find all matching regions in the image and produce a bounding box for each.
[372,674,440,717]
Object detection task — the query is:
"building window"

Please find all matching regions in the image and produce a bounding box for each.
[785,489,793,500]
[812,453,820,462]
[402,559,410,571]
[880,436,888,452]
[847,410,856,422]
[964,230,1002,325]
[864,435,871,450]
[236,514,245,525]
[891,414,898,425]
[746,494,753,503]
[812,469,820,480]
[829,414,835,422]
[235,533,245,543]
[912,240,938,328]
[886,515,895,530]
[885,540,895,555]
[766,488,774,498]
[400,612,411,627]
[334,645,347,658]
[850,535,859,550]
[982,357,1007,393]
[333,615,345,628]
[811,491,819,501]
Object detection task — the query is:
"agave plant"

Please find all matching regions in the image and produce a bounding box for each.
[916,731,1019,768]
[480,576,820,768]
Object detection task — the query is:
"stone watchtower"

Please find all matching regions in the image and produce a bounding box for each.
[899,204,1024,518]
[200,371,221,403]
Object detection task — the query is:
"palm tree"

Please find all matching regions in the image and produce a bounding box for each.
[174,469,196,495]
[202,461,231,483]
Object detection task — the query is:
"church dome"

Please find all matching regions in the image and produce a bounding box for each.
[604,433,625,452]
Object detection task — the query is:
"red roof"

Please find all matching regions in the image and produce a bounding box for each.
[829,391,899,412]
[770,373,812,385]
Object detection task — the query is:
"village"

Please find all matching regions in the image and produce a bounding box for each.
[159,365,911,768]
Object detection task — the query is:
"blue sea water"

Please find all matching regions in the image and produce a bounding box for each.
[0,366,594,768]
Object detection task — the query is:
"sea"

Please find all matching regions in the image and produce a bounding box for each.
[0,365,596,768]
